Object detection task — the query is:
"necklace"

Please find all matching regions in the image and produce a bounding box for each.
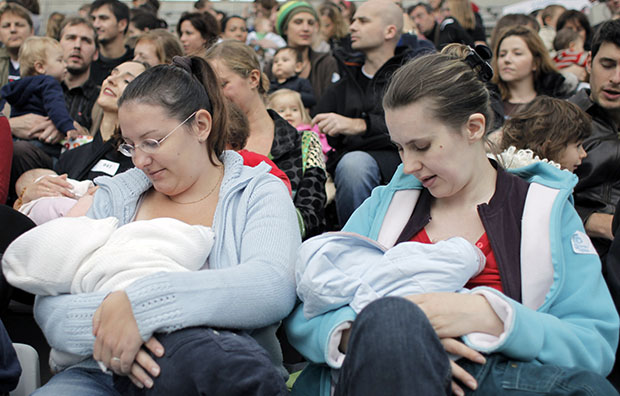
[168,166,224,205]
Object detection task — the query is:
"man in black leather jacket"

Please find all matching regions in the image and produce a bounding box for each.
[571,19,620,256]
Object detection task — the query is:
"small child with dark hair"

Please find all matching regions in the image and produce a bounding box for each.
[499,95,591,172]
[268,46,316,108]
[0,36,79,157]
[553,27,588,69]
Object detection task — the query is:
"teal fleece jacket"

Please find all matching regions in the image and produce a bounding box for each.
[285,161,619,396]
[33,151,301,374]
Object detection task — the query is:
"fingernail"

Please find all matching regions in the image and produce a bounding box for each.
[475,355,486,364]
[145,378,153,388]
[134,381,144,389]
[151,366,160,376]
[155,347,163,356]
[454,387,464,396]
[467,379,478,390]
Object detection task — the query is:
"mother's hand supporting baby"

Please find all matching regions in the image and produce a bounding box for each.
[92,291,162,388]
[21,174,75,204]
[406,293,503,396]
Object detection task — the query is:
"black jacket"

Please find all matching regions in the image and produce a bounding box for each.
[571,88,620,255]
[269,75,316,108]
[315,46,415,181]
[55,131,133,181]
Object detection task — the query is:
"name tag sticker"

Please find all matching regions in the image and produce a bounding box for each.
[571,230,597,255]
[91,160,120,176]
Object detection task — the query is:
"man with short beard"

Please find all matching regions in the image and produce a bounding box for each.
[59,16,100,131]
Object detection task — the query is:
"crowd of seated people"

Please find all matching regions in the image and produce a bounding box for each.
[1,0,620,395]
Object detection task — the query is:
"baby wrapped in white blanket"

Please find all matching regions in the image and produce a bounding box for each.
[2,216,214,295]
[2,216,214,370]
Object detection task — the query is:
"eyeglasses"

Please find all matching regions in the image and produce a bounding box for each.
[118,111,197,157]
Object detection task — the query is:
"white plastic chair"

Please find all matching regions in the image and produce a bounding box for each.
[10,343,40,396]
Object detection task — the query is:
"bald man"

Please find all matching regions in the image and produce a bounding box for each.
[312,0,417,225]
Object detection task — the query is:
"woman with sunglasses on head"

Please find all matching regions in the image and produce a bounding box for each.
[29,56,298,396]
[285,52,618,396]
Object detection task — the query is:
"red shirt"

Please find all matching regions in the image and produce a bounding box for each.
[237,149,292,196]
[410,228,503,292]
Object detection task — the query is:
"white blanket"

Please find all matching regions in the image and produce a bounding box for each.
[2,216,215,295]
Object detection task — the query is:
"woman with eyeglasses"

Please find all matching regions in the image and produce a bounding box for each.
[27,56,297,396]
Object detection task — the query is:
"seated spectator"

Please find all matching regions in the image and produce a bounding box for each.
[313,0,413,226]
[246,15,286,66]
[553,27,588,71]
[284,51,619,396]
[273,1,338,107]
[25,56,298,396]
[557,9,593,51]
[268,88,329,157]
[0,3,34,87]
[45,11,65,40]
[499,95,591,172]
[539,4,565,54]
[220,15,247,43]
[409,2,473,50]
[133,29,183,66]
[269,46,316,108]
[176,11,219,56]
[571,19,620,256]
[12,61,147,210]
[1,37,79,159]
[126,8,167,47]
[89,0,135,86]
[443,0,486,46]
[491,25,576,118]
[318,2,349,52]
[206,40,327,238]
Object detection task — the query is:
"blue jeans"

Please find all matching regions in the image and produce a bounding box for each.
[460,354,619,396]
[33,327,288,396]
[31,367,119,396]
[335,297,452,396]
[114,327,288,396]
[334,151,381,225]
[335,297,617,396]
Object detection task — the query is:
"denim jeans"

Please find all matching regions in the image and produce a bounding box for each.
[459,354,619,396]
[31,367,119,396]
[334,297,617,396]
[334,151,381,225]
[114,327,289,396]
[334,297,452,396]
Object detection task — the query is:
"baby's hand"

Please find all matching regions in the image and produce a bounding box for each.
[66,129,79,140]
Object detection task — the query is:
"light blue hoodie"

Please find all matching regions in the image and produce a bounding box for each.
[33,151,301,375]
[285,161,619,396]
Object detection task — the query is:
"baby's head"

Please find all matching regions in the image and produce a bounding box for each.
[553,27,584,53]
[501,96,591,172]
[272,46,303,82]
[18,36,66,81]
[254,16,272,34]
[15,168,58,194]
[267,88,310,128]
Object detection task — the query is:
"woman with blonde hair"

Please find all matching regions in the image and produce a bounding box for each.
[206,40,326,239]
[133,28,183,66]
[491,25,576,118]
